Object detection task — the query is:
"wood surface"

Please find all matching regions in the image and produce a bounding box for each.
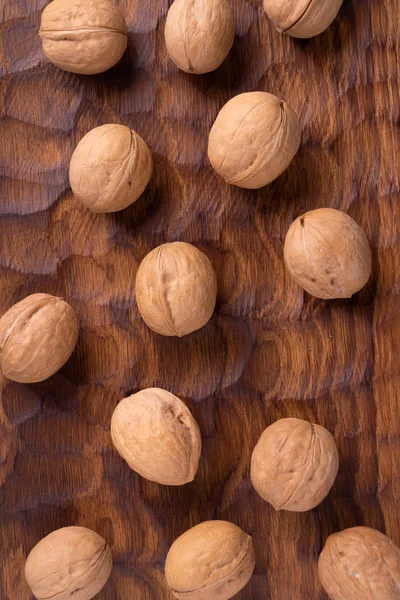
[0,0,399,598]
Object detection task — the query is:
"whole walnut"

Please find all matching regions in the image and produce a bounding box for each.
[164,0,235,74]
[111,388,202,485]
[250,417,339,512]
[208,92,301,189]
[284,208,372,299]
[39,0,128,75]
[264,0,343,38]
[165,520,255,599]
[135,242,217,337]
[69,124,152,213]
[0,293,79,384]
[318,526,400,599]
[25,526,112,600]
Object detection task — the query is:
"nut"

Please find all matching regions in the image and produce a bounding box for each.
[264,0,343,38]
[250,417,339,512]
[111,388,202,485]
[69,124,152,213]
[318,526,400,599]
[25,526,113,600]
[39,0,128,75]
[135,242,217,337]
[165,520,255,599]
[0,293,79,384]
[165,0,235,74]
[208,91,301,189]
[284,208,372,299]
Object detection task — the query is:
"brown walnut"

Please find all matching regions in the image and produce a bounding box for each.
[284,208,372,299]
[25,526,112,600]
[250,417,339,512]
[208,91,301,189]
[165,0,235,74]
[165,520,255,599]
[264,0,343,38]
[39,0,128,75]
[0,293,79,384]
[69,124,152,213]
[135,242,217,337]
[318,526,400,599]
[111,388,202,485]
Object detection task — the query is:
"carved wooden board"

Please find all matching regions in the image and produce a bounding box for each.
[0,1,399,598]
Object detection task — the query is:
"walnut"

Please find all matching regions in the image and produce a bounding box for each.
[0,293,79,384]
[284,208,372,299]
[111,388,202,485]
[164,0,235,74]
[25,526,112,600]
[318,526,400,599]
[39,0,128,74]
[135,242,217,337]
[165,520,255,599]
[264,0,343,38]
[250,417,339,512]
[69,124,152,213]
[208,91,301,189]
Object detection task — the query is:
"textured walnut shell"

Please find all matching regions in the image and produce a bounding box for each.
[111,388,202,485]
[208,91,301,189]
[69,124,152,213]
[25,526,112,600]
[250,417,339,512]
[264,0,343,38]
[0,293,79,384]
[284,208,372,299]
[39,0,128,75]
[135,242,217,337]
[318,526,400,599]
[165,520,255,599]
[165,0,235,74]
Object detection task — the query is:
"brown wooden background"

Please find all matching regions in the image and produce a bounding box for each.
[1,0,399,598]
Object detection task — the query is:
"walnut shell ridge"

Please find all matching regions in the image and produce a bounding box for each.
[69,124,153,213]
[263,0,343,38]
[165,520,255,599]
[165,0,235,74]
[318,526,400,599]
[25,526,113,600]
[111,388,202,485]
[208,91,301,189]
[250,417,339,512]
[284,208,372,299]
[0,293,79,384]
[39,0,128,75]
[135,242,217,337]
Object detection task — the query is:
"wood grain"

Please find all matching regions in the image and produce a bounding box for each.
[0,0,399,598]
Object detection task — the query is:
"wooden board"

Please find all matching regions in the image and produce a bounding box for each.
[1,0,399,598]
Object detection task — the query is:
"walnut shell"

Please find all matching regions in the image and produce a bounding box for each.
[111,388,202,485]
[0,293,79,384]
[264,0,343,38]
[250,417,339,512]
[284,208,372,299]
[69,124,152,213]
[39,0,128,75]
[165,0,235,74]
[318,526,400,599]
[135,242,217,337]
[208,91,301,189]
[25,526,112,600]
[165,520,255,599]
